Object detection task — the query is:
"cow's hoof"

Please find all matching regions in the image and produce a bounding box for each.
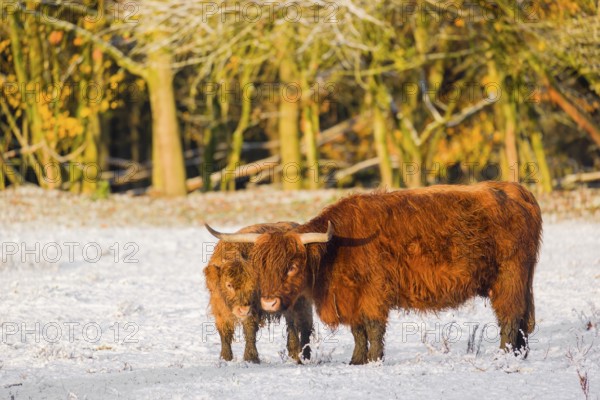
[349,357,367,365]
[243,353,260,364]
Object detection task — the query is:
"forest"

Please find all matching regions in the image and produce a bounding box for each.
[1,0,599,196]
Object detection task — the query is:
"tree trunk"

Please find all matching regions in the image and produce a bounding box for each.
[8,10,50,187]
[81,114,101,194]
[546,84,600,148]
[397,123,422,188]
[488,60,518,182]
[373,105,394,188]
[222,71,253,191]
[366,82,394,188]
[502,100,519,182]
[302,98,320,189]
[278,57,302,190]
[146,47,187,197]
[28,3,62,189]
[71,43,102,195]
[130,103,141,164]
[202,126,216,192]
[530,131,553,193]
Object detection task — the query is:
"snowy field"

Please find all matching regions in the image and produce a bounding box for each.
[1,191,599,399]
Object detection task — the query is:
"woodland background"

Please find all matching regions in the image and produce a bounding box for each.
[1,0,600,197]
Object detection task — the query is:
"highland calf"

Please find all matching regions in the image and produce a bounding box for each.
[208,181,542,364]
[204,222,313,363]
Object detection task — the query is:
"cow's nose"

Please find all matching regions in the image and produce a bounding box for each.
[233,305,251,318]
[261,297,281,312]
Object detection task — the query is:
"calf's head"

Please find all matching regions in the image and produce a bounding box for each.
[204,250,257,319]
[206,222,333,312]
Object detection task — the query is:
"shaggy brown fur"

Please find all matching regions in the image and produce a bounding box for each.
[250,182,542,364]
[204,222,313,363]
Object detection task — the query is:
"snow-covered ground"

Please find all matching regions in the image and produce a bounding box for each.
[1,218,599,399]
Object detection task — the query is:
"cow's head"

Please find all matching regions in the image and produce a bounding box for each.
[206,222,333,312]
[204,250,257,319]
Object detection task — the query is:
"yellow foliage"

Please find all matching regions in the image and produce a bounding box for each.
[537,41,546,52]
[80,64,93,75]
[79,107,91,118]
[83,19,97,31]
[0,39,11,53]
[48,31,64,45]
[434,122,494,167]
[100,99,110,112]
[109,71,126,85]
[92,49,103,62]
[40,104,85,142]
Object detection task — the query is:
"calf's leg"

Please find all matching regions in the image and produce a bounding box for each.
[218,321,234,361]
[242,316,260,363]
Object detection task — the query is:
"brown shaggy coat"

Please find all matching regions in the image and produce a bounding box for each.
[250,182,542,364]
[204,222,313,363]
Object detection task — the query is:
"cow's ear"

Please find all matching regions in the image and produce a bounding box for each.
[204,263,221,291]
[224,248,248,264]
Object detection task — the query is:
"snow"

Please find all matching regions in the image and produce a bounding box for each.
[0,217,599,399]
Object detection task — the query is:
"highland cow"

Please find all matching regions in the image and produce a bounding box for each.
[207,181,542,364]
[204,222,313,363]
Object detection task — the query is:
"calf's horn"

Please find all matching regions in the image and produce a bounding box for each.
[205,224,261,243]
[299,221,334,244]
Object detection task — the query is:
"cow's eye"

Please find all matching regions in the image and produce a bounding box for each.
[287,264,298,276]
[225,281,234,291]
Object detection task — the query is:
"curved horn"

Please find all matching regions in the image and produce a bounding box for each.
[299,221,334,245]
[205,224,261,243]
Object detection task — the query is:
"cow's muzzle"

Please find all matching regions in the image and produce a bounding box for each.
[260,297,281,312]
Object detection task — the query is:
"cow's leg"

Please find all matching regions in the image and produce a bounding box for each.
[491,260,531,356]
[285,316,302,363]
[365,319,386,363]
[218,320,235,361]
[284,298,314,363]
[295,297,314,361]
[350,324,368,365]
[299,322,313,361]
[242,316,260,363]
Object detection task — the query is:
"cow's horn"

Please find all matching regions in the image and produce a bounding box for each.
[299,221,334,245]
[205,224,260,243]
